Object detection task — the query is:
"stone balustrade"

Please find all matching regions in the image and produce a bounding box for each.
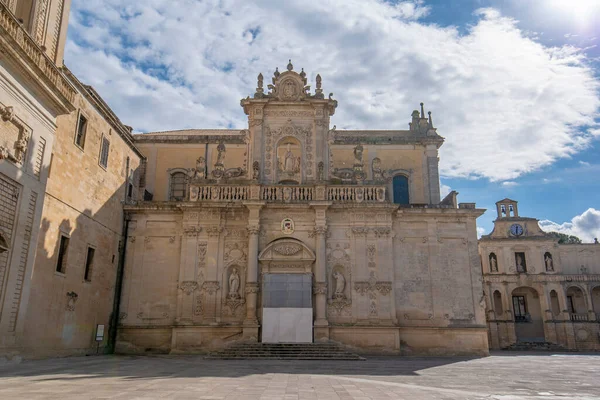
[189,183,386,203]
[0,3,76,106]
[570,313,589,322]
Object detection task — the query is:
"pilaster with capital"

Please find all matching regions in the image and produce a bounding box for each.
[311,203,331,337]
[175,218,202,325]
[243,202,264,339]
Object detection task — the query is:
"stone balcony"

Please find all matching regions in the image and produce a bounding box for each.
[189,183,386,204]
[0,3,76,112]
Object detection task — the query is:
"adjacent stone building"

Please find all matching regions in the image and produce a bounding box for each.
[1,1,143,358]
[0,0,76,355]
[480,199,600,351]
[19,69,143,357]
[117,62,488,356]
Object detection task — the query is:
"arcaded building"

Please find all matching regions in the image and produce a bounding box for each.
[117,62,488,355]
[480,199,600,351]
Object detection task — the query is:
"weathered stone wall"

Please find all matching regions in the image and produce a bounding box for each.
[20,81,142,357]
[117,204,488,356]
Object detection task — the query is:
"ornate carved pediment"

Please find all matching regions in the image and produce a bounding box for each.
[259,238,316,274]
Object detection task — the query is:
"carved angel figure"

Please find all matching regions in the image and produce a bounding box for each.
[190,156,206,179]
[216,142,226,166]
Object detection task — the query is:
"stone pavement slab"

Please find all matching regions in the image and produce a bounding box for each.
[0,352,598,399]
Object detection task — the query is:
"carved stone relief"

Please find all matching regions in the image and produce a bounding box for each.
[0,104,31,164]
[264,120,313,179]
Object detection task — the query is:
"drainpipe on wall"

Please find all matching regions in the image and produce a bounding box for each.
[108,156,133,353]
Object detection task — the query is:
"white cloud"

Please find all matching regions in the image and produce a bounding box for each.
[539,208,600,243]
[439,182,452,198]
[501,181,519,187]
[477,226,486,239]
[579,161,591,166]
[64,1,600,181]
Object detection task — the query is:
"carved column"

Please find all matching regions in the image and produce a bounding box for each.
[243,202,264,340]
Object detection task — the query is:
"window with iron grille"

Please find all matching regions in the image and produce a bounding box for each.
[75,113,87,149]
[170,172,187,201]
[512,295,527,322]
[99,136,110,168]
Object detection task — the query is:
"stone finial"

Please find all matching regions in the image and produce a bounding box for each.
[287,59,294,71]
[273,67,280,80]
[300,68,306,79]
[254,73,264,98]
[316,74,322,89]
[428,111,433,128]
[420,102,425,118]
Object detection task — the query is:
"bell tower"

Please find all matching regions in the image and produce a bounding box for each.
[496,198,519,219]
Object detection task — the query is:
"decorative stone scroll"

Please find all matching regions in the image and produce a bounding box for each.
[354,273,392,296]
[179,281,199,295]
[66,291,78,312]
[201,281,220,295]
[0,104,31,164]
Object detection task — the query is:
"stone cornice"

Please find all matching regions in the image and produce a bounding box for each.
[133,132,246,144]
[333,130,444,147]
[0,3,75,114]
[62,67,144,158]
[484,273,600,284]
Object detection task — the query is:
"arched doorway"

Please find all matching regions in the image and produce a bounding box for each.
[258,238,316,343]
[566,286,587,321]
[512,287,545,342]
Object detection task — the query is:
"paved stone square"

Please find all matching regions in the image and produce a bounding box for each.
[0,352,599,399]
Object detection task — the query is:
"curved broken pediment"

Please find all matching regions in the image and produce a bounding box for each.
[259,238,316,274]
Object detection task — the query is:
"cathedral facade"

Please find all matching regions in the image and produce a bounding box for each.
[117,62,488,355]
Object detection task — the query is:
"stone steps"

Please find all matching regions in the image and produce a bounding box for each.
[503,341,569,351]
[205,342,365,360]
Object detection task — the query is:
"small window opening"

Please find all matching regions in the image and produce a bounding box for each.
[75,114,88,148]
[56,235,70,273]
[84,247,95,282]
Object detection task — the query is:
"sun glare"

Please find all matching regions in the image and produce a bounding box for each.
[549,0,600,23]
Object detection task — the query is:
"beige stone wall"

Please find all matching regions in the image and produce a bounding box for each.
[117,204,487,355]
[19,81,142,356]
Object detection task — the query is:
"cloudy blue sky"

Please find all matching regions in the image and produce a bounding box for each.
[64,0,600,241]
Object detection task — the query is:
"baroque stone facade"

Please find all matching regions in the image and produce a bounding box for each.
[480,199,600,351]
[117,62,488,356]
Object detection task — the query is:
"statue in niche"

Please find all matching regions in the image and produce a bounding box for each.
[228,268,241,299]
[515,253,526,272]
[252,161,260,180]
[277,139,301,179]
[283,143,299,173]
[333,271,346,299]
[489,253,498,272]
[545,253,554,271]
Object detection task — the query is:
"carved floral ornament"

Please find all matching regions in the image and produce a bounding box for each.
[0,104,31,164]
[179,281,199,295]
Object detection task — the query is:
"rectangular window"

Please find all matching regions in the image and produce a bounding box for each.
[75,113,88,149]
[56,235,70,273]
[99,136,110,168]
[512,295,527,322]
[170,172,187,201]
[84,247,95,282]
